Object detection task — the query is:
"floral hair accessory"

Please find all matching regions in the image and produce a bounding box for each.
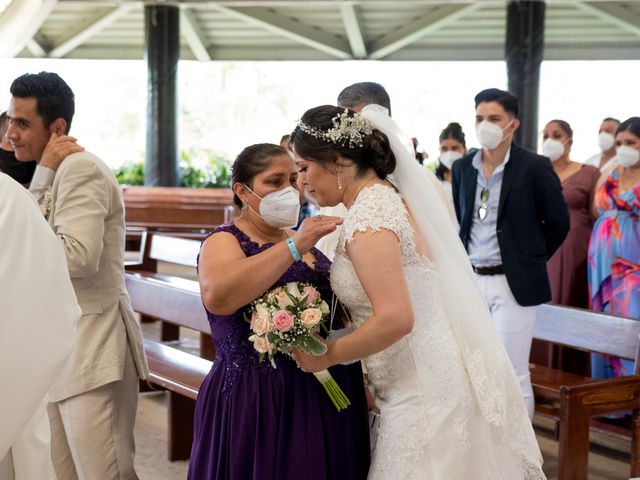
[297,109,374,148]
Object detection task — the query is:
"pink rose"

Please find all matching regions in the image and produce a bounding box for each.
[300,308,323,328]
[303,286,319,306]
[275,290,293,309]
[250,312,270,335]
[272,309,294,332]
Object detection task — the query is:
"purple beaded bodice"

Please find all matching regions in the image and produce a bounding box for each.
[201,223,333,396]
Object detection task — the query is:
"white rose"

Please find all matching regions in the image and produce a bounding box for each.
[275,290,293,309]
[319,300,330,316]
[251,313,269,335]
[249,334,268,353]
[256,303,271,322]
[285,282,303,301]
[300,308,323,329]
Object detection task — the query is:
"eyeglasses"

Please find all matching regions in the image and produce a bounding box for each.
[477,187,489,220]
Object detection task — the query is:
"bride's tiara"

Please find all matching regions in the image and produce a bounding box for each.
[296,109,374,149]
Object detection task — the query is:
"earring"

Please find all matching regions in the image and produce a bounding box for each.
[337,168,343,190]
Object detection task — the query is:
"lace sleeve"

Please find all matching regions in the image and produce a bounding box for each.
[340,184,412,249]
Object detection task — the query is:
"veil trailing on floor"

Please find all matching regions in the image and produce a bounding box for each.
[360,104,545,477]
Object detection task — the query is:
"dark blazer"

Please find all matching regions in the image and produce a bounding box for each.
[451,143,570,307]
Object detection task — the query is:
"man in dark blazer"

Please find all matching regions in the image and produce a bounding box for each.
[452,88,569,419]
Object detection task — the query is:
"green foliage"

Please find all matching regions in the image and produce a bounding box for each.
[298,335,328,356]
[112,149,232,188]
[113,161,144,186]
[424,159,439,173]
[179,148,231,188]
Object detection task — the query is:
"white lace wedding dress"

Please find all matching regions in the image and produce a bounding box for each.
[331,184,545,480]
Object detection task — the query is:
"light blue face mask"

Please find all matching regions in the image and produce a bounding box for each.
[244,184,301,229]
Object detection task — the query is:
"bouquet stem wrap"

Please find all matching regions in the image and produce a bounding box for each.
[313,369,351,411]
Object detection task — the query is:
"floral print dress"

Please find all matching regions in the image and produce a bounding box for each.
[588,169,640,378]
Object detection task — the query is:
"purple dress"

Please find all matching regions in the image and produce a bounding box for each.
[188,223,370,480]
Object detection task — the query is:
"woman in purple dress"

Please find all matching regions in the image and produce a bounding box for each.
[188,143,370,480]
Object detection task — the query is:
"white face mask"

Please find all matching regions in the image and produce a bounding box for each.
[616,145,640,168]
[542,138,566,162]
[439,150,463,169]
[598,132,615,152]
[244,185,301,229]
[475,120,513,150]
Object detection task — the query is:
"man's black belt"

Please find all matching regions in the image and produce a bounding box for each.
[472,265,504,275]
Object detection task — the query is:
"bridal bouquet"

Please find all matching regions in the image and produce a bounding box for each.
[247,282,351,411]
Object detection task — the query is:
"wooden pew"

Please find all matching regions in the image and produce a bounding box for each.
[126,270,213,359]
[531,304,640,480]
[144,340,211,461]
[123,186,233,234]
[126,233,206,346]
[126,272,212,460]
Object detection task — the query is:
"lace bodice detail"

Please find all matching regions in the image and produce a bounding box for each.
[337,183,430,269]
[332,184,432,326]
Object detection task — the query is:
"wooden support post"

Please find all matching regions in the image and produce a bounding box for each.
[167,392,195,461]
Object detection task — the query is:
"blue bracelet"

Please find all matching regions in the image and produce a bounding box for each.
[286,237,302,262]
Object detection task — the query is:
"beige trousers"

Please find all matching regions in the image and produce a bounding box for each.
[48,347,139,480]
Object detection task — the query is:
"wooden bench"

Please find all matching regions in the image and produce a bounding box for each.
[126,270,213,359]
[123,186,233,234]
[531,303,640,480]
[126,272,213,460]
[126,234,205,345]
[144,340,212,460]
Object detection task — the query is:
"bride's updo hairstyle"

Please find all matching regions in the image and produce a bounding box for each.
[231,143,289,207]
[291,105,396,179]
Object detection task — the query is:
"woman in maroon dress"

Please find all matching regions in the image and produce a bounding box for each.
[544,119,599,307]
[538,119,599,374]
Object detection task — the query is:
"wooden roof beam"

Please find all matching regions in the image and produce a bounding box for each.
[575,2,640,39]
[181,8,212,61]
[0,0,57,57]
[368,3,481,60]
[211,4,352,59]
[48,3,134,58]
[339,3,367,58]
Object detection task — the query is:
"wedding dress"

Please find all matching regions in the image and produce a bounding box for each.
[331,182,545,479]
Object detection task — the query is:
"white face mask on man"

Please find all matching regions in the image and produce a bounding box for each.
[598,132,615,153]
[243,184,301,229]
[475,120,513,150]
[439,151,463,169]
[616,145,640,168]
[542,138,566,162]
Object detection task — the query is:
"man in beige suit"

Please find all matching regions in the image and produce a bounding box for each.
[6,72,148,480]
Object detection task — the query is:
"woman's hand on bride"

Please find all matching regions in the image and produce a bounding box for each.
[291,345,332,373]
[293,215,343,255]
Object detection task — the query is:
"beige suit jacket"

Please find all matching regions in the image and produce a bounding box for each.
[36,152,148,402]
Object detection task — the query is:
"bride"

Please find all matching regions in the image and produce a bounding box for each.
[292,104,546,479]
